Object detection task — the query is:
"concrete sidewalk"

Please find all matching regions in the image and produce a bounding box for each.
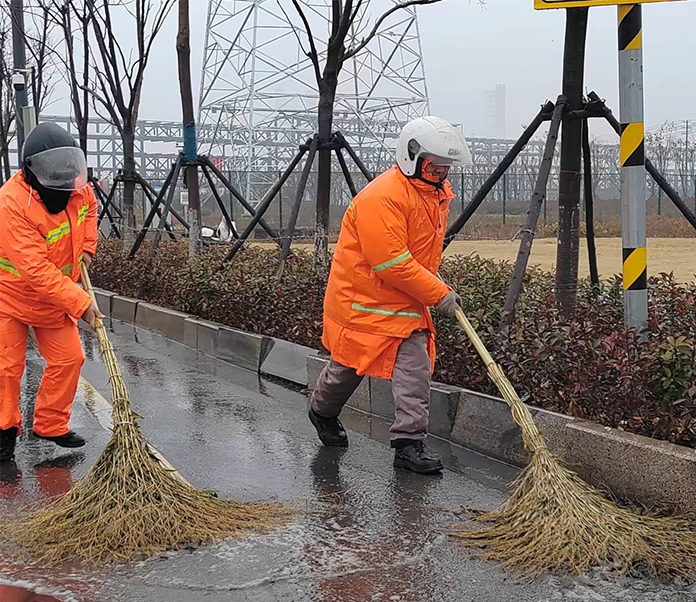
[0,320,693,601]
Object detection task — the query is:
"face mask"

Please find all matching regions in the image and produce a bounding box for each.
[415,157,449,190]
[27,170,72,214]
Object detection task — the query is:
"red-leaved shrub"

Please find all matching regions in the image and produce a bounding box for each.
[92,240,696,448]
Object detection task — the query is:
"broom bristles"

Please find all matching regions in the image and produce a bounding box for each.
[452,448,696,580]
[8,314,289,564]
[452,309,696,580]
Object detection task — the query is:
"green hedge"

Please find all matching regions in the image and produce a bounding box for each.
[92,240,696,449]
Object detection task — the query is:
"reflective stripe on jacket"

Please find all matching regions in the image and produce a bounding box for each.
[0,171,97,327]
[323,166,454,374]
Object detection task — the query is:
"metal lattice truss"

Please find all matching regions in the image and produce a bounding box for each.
[198,0,430,182]
[34,116,696,208]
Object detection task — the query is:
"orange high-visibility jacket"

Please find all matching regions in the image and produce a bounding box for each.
[323,166,454,376]
[0,171,98,327]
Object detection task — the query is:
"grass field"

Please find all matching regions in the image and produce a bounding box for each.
[261,238,695,282]
[444,238,695,282]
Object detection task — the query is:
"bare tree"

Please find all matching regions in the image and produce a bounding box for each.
[1,1,60,114]
[23,0,59,116]
[286,0,445,267]
[84,0,174,250]
[0,19,15,183]
[176,0,201,258]
[38,0,92,155]
[0,1,59,177]
[3,1,91,155]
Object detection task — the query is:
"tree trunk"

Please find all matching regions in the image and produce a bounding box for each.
[121,131,137,252]
[78,120,88,157]
[0,146,9,184]
[555,7,588,317]
[314,77,337,269]
[176,0,201,258]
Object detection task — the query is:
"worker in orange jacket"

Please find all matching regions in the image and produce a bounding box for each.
[309,116,472,474]
[0,123,103,462]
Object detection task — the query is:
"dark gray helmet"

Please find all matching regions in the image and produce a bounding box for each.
[23,123,87,190]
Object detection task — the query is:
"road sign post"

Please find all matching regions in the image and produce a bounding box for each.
[534,0,674,330]
[617,4,648,329]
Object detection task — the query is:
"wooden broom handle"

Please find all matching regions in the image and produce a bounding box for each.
[80,262,97,303]
[455,307,496,369]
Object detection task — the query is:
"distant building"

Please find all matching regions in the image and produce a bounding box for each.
[484,84,506,139]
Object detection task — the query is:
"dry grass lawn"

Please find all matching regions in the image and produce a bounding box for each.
[259,238,696,282]
[444,238,696,282]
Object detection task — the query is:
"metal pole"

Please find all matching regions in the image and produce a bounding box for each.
[201,164,238,238]
[335,146,358,198]
[500,97,565,330]
[220,146,308,266]
[278,170,283,233]
[11,0,28,158]
[618,4,647,330]
[128,158,181,258]
[277,137,319,279]
[589,91,696,234]
[202,156,282,244]
[502,173,507,225]
[444,102,554,249]
[582,119,599,291]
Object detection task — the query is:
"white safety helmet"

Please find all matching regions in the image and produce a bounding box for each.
[395,116,472,177]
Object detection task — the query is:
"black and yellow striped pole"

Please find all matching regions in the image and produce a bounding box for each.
[618,4,647,328]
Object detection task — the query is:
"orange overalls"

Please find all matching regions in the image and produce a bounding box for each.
[312,167,454,441]
[0,171,97,437]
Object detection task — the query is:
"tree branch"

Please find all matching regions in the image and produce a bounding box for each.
[330,0,341,42]
[289,0,322,87]
[344,0,442,60]
[334,0,353,49]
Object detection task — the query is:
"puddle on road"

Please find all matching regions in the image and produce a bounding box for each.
[0,584,63,601]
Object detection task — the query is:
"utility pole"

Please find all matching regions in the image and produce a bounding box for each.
[618,4,647,330]
[686,120,693,210]
[176,0,201,256]
[10,0,28,159]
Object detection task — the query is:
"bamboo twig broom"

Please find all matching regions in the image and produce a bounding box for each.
[451,307,696,580]
[10,264,288,564]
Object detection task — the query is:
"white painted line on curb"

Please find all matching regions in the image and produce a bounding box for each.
[78,376,113,432]
[77,376,191,486]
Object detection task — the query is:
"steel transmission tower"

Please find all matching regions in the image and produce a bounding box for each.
[198,0,430,198]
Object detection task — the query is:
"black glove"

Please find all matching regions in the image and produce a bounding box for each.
[434,291,462,320]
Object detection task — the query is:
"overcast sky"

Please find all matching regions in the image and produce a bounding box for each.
[49,0,696,143]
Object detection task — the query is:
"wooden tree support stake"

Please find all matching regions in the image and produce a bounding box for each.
[500,97,566,330]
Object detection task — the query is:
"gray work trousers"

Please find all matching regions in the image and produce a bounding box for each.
[310,331,431,441]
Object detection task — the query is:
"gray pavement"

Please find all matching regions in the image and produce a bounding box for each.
[0,320,694,602]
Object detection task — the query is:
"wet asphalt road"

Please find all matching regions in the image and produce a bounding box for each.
[1,320,695,602]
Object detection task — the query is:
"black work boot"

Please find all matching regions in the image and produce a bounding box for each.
[393,439,443,474]
[309,407,348,447]
[33,429,86,449]
[0,427,18,462]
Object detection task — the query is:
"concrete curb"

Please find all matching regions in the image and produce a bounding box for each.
[92,288,696,512]
[135,303,189,344]
[306,354,696,513]
[218,326,266,373]
[111,295,138,323]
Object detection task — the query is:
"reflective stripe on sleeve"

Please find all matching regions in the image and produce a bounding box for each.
[351,302,421,319]
[373,250,412,273]
[0,257,20,277]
